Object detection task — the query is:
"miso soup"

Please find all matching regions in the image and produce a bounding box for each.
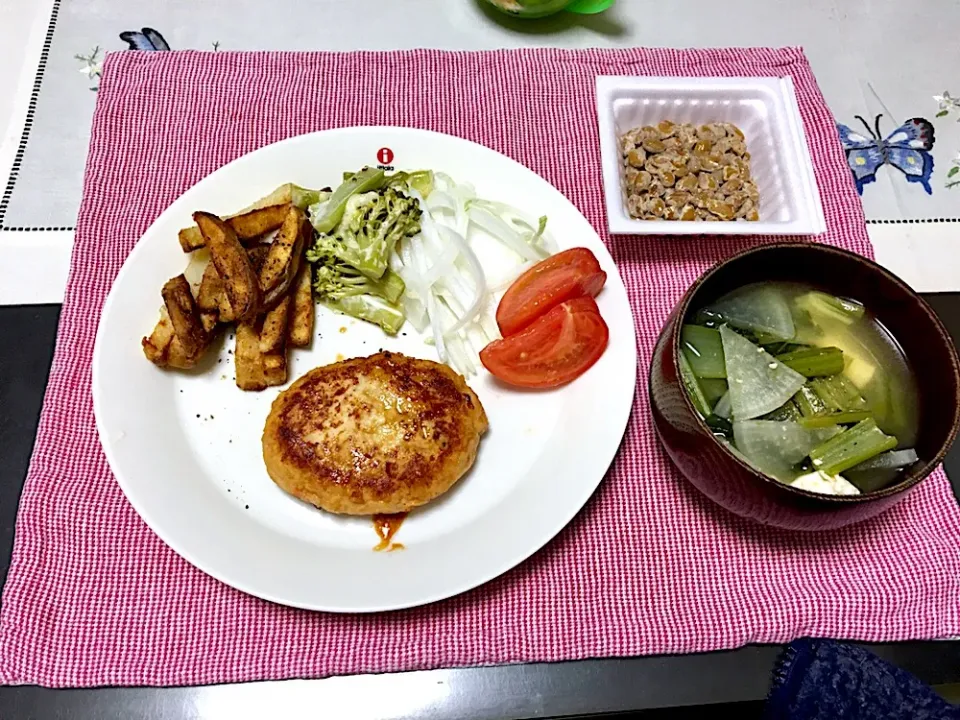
[679,281,920,495]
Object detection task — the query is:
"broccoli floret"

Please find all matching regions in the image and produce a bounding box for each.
[308,237,405,305]
[311,187,421,280]
[306,178,419,335]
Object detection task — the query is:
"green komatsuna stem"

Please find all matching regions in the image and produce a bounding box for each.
[808,418,898,475]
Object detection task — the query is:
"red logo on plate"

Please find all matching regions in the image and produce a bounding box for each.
[377,147,394,165]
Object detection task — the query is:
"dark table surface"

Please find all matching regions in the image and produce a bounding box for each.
[2,297,960,720]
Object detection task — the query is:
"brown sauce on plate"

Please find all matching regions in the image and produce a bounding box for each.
[372,512,407,552]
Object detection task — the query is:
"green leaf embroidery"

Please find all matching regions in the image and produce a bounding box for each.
[937,110,949,118]
[948,166,960,178]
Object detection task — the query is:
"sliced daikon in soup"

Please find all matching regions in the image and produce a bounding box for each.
[720,325,806,420]
[732,420,840,482]
[704,284,795,341]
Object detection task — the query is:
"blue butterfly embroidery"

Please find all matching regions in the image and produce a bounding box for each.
[837,115,935,195]
[119,28,170,52]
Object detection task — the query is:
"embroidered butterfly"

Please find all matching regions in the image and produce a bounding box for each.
[836,115,935,195]
[119,28,170,52]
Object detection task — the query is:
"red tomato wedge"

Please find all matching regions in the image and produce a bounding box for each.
[496,247,607,337]
[480,296,609,388]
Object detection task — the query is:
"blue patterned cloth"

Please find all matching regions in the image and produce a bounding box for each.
[765,638,960,719]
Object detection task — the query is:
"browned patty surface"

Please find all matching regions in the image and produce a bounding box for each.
[262,351,488,514]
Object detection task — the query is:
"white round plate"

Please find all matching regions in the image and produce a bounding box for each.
[93,127,637,612]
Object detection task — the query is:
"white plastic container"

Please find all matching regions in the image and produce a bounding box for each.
[596,76,827,236]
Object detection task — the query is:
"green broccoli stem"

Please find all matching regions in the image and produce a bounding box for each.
[336,269,405,303]
[310,167,386,234]
[323,296,405,335]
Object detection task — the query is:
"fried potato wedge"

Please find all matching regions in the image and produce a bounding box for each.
[235,320,267,391]
[178,203,291,252]
[196,260,230,320]
[259,207,306,308]
[247,244,270,271]
[142,307,175,365]
[142,307,201,370]
[167,337,198,368]
[195,211,261,323]
[200,311,218,333]
[287,258,314,347]
[195,245,272,324]
[161,274,209,359]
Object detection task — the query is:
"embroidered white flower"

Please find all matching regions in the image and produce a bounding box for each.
[75,46,103,90]
[947,151,960,190]
[934,90,960,120]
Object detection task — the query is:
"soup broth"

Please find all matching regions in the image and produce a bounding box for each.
[680,281,920,495]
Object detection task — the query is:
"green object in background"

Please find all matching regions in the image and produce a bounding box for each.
[481,0,614,19]
[565,0,615,13]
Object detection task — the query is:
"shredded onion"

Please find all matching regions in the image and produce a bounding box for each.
[436,225,486,337]
[467,206,545,262]
[391,173,552,375]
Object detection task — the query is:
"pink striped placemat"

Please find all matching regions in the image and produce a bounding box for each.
[3,48,959,687]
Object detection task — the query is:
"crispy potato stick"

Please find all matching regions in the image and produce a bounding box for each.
[259,207,306,308]
[262,354,287,387]
[260,296,291,387]
[178,203,291,252]
[239,183,298,212]
[260,296,291,355]
[195,211,261,323]
[161,274,208,359]
[287,257,314,347]
[229,204,291,239]
[235,321,267,391]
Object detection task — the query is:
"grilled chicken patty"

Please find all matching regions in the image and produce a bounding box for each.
[262,352,488,514]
